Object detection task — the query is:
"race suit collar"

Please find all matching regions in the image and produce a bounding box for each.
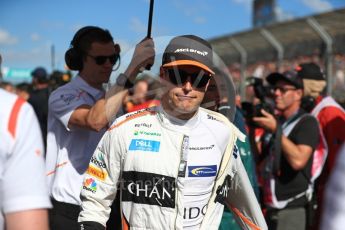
[157,105,201,131]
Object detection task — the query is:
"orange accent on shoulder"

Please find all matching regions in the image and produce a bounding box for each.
[8,98,26,138]
[230,205,262,230]
[46,161,68,176]
[108,110,156,131]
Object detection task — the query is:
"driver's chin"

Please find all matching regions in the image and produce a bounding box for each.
[175,102,198,114]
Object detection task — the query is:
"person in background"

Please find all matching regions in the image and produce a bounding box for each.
[45,25,154,230]
[15,82,32,100]
[28,67,51,149]
[297,62,345,229]
[253,71,319,230]
[0,81,16,93]
[0,88,51,230]
[320,144,345,230]
[125,74,161,113]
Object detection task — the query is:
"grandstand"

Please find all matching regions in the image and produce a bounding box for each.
[209,8,345,106]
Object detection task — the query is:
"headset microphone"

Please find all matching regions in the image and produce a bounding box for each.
[112,43,121,71]
[112,55,121,71]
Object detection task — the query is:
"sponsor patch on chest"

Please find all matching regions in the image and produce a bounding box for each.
[129,139,160,152]
[122,171,176,208]
[188,165,217,177]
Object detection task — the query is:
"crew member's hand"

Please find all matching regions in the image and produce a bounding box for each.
[252,109,277,133]
[126,38,155,80]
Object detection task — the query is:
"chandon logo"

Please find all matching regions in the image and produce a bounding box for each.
[122,171,176,208]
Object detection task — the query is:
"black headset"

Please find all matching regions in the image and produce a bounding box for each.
[301,96,316,113]
[65,26,120,71]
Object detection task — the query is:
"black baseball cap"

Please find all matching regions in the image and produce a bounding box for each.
[162,35,214,75]
[266,70,303,89]
[296,62,325,81]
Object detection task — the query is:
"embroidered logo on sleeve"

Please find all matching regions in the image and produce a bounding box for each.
[86,165,108,181]
[232,145,239,159]
[214,175,230,204]
[60,90,86,105]
[83,178,97,193]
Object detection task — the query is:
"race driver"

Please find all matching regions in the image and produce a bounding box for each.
[78,35,267,230]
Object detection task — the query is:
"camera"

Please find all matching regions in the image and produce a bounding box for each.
[241,77,274,125]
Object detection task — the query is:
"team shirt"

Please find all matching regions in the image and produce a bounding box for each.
[45,75,106,205]
[0,89,51,229]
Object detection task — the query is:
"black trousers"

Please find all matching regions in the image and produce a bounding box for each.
[49,194,122,230]
[49,199,80,230]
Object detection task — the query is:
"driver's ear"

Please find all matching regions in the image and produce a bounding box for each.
[159,66,165,79]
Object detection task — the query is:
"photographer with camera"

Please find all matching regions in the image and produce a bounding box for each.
[253,71,320,230]
[241,77,275,164]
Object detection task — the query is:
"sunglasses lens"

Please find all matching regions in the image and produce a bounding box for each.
[167,69,210,88]
[91,54,119,65]
[168,74,178,85]
[95,56,107,65]
[195,75,210,88]
[274,86,296,93]
[167,69,187,85]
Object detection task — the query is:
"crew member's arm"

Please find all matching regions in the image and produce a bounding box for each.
[253,109,319,170]
[6,210,49,230]
[69,38,155,131]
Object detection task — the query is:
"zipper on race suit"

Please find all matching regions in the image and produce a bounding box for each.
[174,134,189,228]
[178,135,189,177]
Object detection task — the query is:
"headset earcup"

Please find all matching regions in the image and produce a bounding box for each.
[114,43,121,54]
[65,48,83,71]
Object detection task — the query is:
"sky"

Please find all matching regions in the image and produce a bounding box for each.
[1,0,345,73]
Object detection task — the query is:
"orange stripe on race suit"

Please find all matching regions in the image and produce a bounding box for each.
[8,97,25,138]
[121,214,130,230]
[108,110,156,131]
[230,205,262,230]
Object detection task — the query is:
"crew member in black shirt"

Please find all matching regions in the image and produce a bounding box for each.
[29,67,51,150]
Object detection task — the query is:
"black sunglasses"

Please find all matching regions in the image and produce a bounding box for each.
[273,86,297,94]
[87,53,119,65]
[167,69,211,88]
